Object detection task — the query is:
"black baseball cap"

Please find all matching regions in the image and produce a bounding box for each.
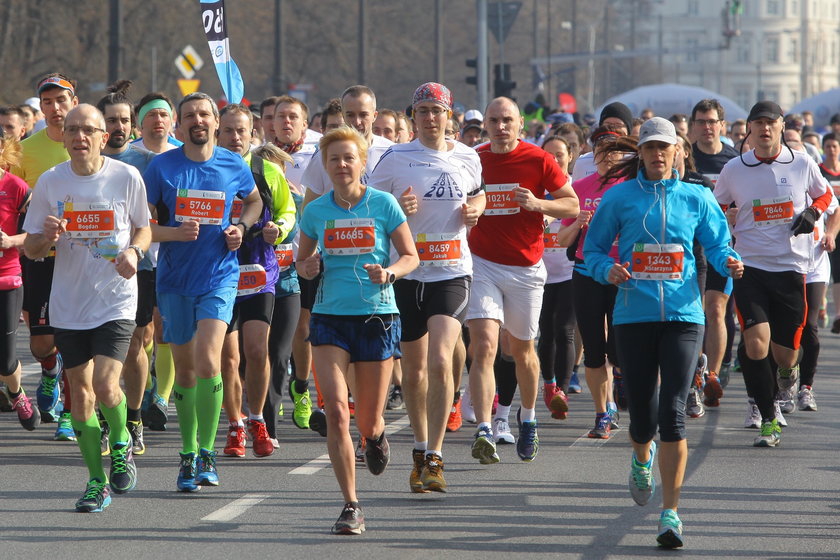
[747,101,783,122]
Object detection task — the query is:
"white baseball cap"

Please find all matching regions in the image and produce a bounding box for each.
[464,109,483,122]
[637,117,677,146]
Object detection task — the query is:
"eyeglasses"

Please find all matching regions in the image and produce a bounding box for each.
[414,107,448,117]
[693,119,720,127]
[64,125,105,136]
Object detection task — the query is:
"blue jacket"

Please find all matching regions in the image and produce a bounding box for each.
[583,170,739,325]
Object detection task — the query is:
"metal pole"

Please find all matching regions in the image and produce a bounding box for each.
[274,0,284,94]
[546,0,551,104]
[358,0,367,84]
[477,0,488,109]
[108,0,121,84]
[151,46,157,91]
[435,0,444,83]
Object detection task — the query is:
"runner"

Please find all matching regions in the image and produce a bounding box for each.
[466,97,578,464]
[586,116,742,548]
[714,101,833,448]
[296,126,418,534]
[143,92,262,491]
[0,106,27,141]
[368,82,485,493]
[23,104,151,512]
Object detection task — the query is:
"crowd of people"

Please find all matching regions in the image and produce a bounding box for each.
[1,72,838,548]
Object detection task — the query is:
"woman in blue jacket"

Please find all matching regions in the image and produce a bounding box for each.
[583,117,743,549]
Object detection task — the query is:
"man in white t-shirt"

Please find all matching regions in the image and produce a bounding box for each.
[368,82,485,493]
[23,104,151,513]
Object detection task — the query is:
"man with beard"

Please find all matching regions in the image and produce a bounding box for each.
[97,81,155,456]
[143,92,262,492]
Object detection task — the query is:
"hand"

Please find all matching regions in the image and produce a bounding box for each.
[822,233,836,253]
[114,248,138,279]
[791,206,820,236]
[608,261,631,285]
[0,230,11,250]
[296,253,321,280]
[725,206,738,228]
[462,203,480,227]
[224,224,243,251]
[726,256,744,279]
[43,216,67,243]
[400,186,418,216]
[575,210,593,228]
[363,263,390,284]
[513,186,540,212]
[174,219,200,242]
[262,221,280,244]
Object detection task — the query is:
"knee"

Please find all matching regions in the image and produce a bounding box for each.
[743,339,767,360]
[324,401,350,432]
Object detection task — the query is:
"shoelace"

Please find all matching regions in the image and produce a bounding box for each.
[12,395,33,414]
[82,480,107,501]
[180,455,197,476]
[632,461,652,489]
[111,446,129,474]
[200,451,217,471]
[39,376,58,395]
[425,458,443,476]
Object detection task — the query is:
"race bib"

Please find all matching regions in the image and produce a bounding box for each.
[237,263,267,296]
[175,189,226,225]
[484,183,520,215]
[323,218,375,255]
[416,232,461,267]
[752,197,794,227]
[230,198,243,224]
[703,173,720,185]
[543,226,563,253]
[275,243,293,271]
[63,202,115,238]
[632,243,684,280]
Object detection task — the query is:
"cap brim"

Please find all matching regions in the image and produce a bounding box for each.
[37,84,73,95]
[638,134,676,146]
[748,112,781,121]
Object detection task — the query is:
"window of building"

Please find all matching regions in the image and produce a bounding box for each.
[735,88,752,110]
[789,87,799,105]
[736,40,752,63]
[686,38,699,63]
[766,0,780,15]
[765,37,779,63]
[788,37,798,63]
[790,0,799,15]
[687,0,699,15]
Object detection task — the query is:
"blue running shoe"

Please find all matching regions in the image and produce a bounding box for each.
[515,408,539,462]
[568,370,582,393]
[177,452,200,492]
[140,376,158,424]
[471,425,500,464]
[629,441,657,505]
[196,448,219,486]
[75,479,111,513]
[36,369,61,414]
[657,509,684,548]
[54,411,76,441]
[146,393,168,432]
[607,402,620,430]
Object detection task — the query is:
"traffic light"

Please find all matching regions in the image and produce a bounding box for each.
[493,63,516,99]
[466,58,478,87]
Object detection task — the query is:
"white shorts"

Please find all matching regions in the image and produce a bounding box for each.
[466,254,547,340]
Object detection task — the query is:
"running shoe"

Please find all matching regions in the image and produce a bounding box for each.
[656,509,684,549]
[140,375,158,426]
[0,383,12,412]
[446,399,463,432]
[776,388,796,414]
[75,479,111,513]
[331,502,365,535]
[515,409,539,462]
[776,365,800,391]
[797,385,817,411]
[461,394,476,424]
[612,369,627,410]
[146,393,168,432]
[289,378,312,429]
[695,353,708,382]
[588,414,611,439]
[471,425,500,464]
[773,402,788,427]
[11,390,41,431]
[127,420,145,456]
[386,386,404,410]
[364,433,390,475]
[568,370,582,393]
[832,316,840,334]
[269,438,280,448]
[543,382,569,420]
[55,411,76,441]
[100,421,110,454]
[492,417,515,444]
[223,425,247,457]
[753,418,781,447]
[177,452,200,492]
[703,371,723,407]
[347,398,355,418]
[247,419,275,457]
[491,393,499,417]
[629,441,657,506]
[719,361,732,389]
[410,448,428,493]
[743,399,761,429]
[607,402,620,429]
[686,387,705,418]
[196,448,219,486]
[109,440,137,494]
[421,453,446,492]
[36,355,62,413]
[355,435,366,464]
[309,408,328,437]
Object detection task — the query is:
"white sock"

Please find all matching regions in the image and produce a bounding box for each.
[519,407,536,422]
[495,404,511,421]
[248,413,264,423]
[426,450,441,459]
[414,441,427,451]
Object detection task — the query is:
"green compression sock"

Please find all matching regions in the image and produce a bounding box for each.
[155,343,175,402]
[173,383,198,454]
[71,413,107,482]
[99,395,129,445]
[196,374,224,451]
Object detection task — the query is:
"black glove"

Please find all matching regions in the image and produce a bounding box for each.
[791,206,820,236]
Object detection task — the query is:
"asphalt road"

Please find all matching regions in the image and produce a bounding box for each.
[1,324,839,560]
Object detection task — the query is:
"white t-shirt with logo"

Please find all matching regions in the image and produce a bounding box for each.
[301,134,394,196]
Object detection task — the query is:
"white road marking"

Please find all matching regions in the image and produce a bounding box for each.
[289,415,411,475]
[201,493,270,522]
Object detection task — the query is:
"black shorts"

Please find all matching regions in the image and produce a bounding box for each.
[733,266,806,350]
[704,265,731,295]
[54,319,135,369]
[228,292,275,332]
[21,255,54,335]
[394,276,471,342]
[135,269,156,327]
[299,274,321,311]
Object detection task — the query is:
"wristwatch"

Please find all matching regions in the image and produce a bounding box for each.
[128,244,144,261]
[385,269,397,284]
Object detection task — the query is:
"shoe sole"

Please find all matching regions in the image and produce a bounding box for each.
[753,439,780,447]
[588,431,610,439]
[292,416,310,430]
[410,481,430,493]
[657,529,684,548]
[196,476,219,486]
[549,394,569,418]
[146,405,168,432]
[253,447,275,458]
[471,438,500,464]
[422,479,447,493]
[224,449,246,457]
[76,496,111,513]
[177,484,201,492]
[703,380,723,401]
[493,435,515,444]
[331,524,365,535]
[799,405,817,411]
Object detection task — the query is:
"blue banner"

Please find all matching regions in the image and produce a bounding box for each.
[200,0,244,103]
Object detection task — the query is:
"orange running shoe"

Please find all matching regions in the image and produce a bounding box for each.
[247,419,275,457]
[446,399,463,432]
[223,424,246,457]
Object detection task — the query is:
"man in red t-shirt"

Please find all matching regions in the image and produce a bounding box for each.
[466,97,578,464]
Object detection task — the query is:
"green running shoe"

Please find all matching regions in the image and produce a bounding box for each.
[289,378,312,430]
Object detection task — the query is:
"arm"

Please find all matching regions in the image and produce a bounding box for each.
[295,231,320,280]
[24,216,64,260]
[582,190,625,285]
[696,189,743,278]
[822,201,840,252]
[514,183,579,219]
[264,172,296,245]
[553,212,591,248]
[462,192,486,227]
[225,186,261,251]
[363,221,419,284]
[147,203,199,243]
[302,187,320,210]
[0,230,27,250]
[114,226,152,279]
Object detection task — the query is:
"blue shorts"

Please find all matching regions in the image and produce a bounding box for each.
[308,313,401,362]
[157,286,237,345]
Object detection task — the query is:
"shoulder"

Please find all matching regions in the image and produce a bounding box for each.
[721,144,740,158]
[370,135,394,149]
